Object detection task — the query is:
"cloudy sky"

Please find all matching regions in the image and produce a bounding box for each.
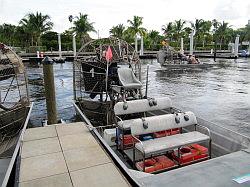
[0,0,249,38]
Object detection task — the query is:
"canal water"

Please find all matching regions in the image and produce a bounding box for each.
[25,58,250,137]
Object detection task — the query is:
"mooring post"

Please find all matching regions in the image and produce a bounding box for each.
[73,34,76,58]
[135,35,138,52]
[42,56,57,125]
[180,38,184,54]
[140,35,144,55]
[58,33,62,59]
[234,35,240,58]
[189,31,194,55]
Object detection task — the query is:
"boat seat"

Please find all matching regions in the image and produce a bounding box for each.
[115,97,172,117]
[127,112,211,161]
[135,131,209,155]
[117,67,142,90]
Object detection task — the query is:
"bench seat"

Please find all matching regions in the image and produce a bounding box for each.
[135,131,209,155]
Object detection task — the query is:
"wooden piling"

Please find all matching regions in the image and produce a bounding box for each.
[42,56,57,124]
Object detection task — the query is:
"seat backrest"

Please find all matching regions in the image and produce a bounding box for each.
[114,97,172,116]
[118,67,134,85]
[118,67,142,89]
[125,111,197,136]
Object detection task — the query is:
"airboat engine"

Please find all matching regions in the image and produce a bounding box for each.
[157,50,167,64]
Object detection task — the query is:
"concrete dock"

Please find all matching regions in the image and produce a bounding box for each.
[18,122,130,187]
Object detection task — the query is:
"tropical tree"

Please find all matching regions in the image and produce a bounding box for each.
[216,21,231,49]
[0,24,16,45]
[127,16,146,36]
[109,24,125,39]
[190,19,205,48]
[172,19,186,44]
[200,21,212,47]
[127,16,146,51]
[145,30,163,50]
[14,25,30,47]
[19,12,53,46]
[162,22,174,41]
[72,13,96,44]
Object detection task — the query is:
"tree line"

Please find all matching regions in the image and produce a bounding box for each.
[0,12,250,52]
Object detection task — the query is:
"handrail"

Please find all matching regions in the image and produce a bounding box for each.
[196,123,211,138]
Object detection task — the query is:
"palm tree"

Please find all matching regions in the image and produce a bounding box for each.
[19,12,53,46]
[127,16,146,51]
[200,21,212,47]
[216,21,231,49]
[72,13,96,44]
[145,30,162,50]
[173,19,186,45]
[162,22,174,41]
[0,24,16,46]
[191,19,205,48]
[110,24,125,39]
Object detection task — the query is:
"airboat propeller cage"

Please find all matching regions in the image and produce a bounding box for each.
[114,97,172,115]
[73,37,142,100]
[0,43,29,110]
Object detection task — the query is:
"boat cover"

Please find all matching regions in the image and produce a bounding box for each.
[121,111,196,132]
[115,97,172,116]
[117,68,142,89]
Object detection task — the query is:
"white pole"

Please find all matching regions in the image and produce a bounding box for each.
[135,35,138,52]
[234,35,240,57]
[140,35,144,55]
[118,40,122,57]
[58,33,62,58]
[73,34,76,58]
[180,38,184,54]
[190,31,194,55]
[248,42,250,54]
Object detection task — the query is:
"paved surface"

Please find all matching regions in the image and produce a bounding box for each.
[19,122,130,187]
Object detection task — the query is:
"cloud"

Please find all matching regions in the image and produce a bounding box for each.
[213,0,240,20]
[0,0,249,37]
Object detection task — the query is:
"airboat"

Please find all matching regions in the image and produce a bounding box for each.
[73,37,250,186]
[157,46,214,71]
[0,43,32,186]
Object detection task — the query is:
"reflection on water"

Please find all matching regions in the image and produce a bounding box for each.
[141,58,250,137]
[25,62,75,126]
[26,59,250,137]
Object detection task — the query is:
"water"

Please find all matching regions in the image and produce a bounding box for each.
[25,59,250,137]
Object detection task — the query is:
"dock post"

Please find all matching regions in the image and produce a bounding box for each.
[42,56,57,125]
[58,33,62,59]
[135,35,138,52]
[140,35,144,55]
[189,31,194,55]
[234,35,240,58]
[72,34,76,100]
[73,34,76,58]
[180,38,184,54]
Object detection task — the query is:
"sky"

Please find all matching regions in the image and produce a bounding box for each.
[0,0,250,38]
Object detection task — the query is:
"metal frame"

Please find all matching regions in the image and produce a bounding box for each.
[2,103,33,187]
[131,122,212,173]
